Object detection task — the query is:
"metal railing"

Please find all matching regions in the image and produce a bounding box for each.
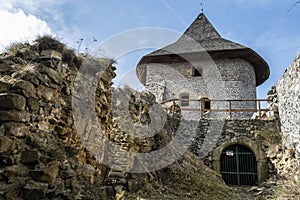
[160,98,269,119]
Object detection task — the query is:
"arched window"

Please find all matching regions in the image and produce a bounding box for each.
[180,93,189,107]
[200,97,210,111]
[220,145,258,186]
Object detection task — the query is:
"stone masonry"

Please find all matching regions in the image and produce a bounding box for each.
[189,118,281,182]
[145,57,257,119]
[0,37,115,200]
[269,54,300,161]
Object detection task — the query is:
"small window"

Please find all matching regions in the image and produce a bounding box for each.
[193,68,202,77]
[200,97,210,110]
[186,67,202,77]
[180,93,189,107]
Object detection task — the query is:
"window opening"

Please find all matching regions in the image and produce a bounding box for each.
[200,97,211,111]
[193,68,202,77]
[180,93,189,107]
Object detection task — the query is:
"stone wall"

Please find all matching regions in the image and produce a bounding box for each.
[145,57,257,119]
[272,54,300,160]
[0,38,178,199]
[0,37,115,200]
[264,54,300,182]
[190,118,282,182]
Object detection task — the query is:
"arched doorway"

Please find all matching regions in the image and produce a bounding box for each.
[220,144,258,186]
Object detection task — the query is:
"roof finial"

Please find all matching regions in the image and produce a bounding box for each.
[200,2,204,13]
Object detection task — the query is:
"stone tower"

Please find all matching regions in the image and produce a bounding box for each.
[136,13,270,119]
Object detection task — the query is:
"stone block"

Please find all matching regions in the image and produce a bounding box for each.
[27,97,39,113]
[0,110,30,122]
[21,150,39,165]
[40,50,62,63]
[34,64,63,85]
[39,50,62,70]
[0,81,10,92]
[40,50,62,60]
[2,165,29,178]
[0,155,13,167]
[0,136,13,153]
[36,85,59,102]
[0,93,26,110]
[21,188,45,200]
[22,73,40,86]
[12,80,36,97]
[22,180,49,200]
[55,125,68,136]
[0,62,10,72]
[30,166,59,182]
[3,122,29,137]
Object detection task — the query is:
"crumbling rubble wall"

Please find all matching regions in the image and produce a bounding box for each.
[266,54,300,179]
[273,54,300,160]
[0,38,114,200]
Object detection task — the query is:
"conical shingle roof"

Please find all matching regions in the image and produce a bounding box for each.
[136,13,269,86]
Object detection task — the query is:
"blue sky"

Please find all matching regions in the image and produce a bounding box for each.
[0,0,300,99]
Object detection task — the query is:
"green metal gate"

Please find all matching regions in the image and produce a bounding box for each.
[220,145,258,186]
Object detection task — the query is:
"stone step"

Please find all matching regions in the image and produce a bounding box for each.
[108,171,127,178]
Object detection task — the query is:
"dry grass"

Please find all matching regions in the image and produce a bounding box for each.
[33,35,83,69]
[271,178,300,199]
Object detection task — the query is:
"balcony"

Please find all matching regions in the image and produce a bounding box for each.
[160,99,269,119]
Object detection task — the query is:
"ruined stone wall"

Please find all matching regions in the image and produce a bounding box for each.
[0,40,208,199]
[272,54,300,160]
[0,38,244,200]
[0,38,116,200]
[145,57,257,119]
[264,54,300,182]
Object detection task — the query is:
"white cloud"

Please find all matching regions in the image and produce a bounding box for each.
[0,0,89,51]
[0,0,68,30]
[0,0,67,14]
[0,10,52,52]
